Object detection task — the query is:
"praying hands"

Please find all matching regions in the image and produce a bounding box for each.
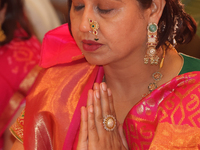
[77,82,129,150]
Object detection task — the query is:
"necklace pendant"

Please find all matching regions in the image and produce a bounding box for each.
[148,82,157,92]
[152,72,163,81]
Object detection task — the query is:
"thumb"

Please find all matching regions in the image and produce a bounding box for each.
[118,124,129,150]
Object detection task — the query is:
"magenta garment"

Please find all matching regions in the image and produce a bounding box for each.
[123,72,200,149]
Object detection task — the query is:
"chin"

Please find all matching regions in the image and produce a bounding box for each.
[84,56,108,66]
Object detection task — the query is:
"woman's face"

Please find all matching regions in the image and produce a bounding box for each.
[70,0,151,66]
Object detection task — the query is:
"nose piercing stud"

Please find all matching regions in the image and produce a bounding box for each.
[88,18,99,41]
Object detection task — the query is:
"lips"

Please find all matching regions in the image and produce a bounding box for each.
[82,40,103,51]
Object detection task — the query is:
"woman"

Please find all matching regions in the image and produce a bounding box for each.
[11,0,200,149]
[0,0,41,149]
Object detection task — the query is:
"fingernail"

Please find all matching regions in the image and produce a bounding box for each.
[88,105,93,113]
[101,83,107,91]
[93,83,97,90]
[95,90,100,99]
[107,88,112,96]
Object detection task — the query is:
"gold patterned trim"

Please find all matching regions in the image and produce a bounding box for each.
[0,92,24,131]
[10,128,23,144]
[19,65,42,95]
[9,109,25,144]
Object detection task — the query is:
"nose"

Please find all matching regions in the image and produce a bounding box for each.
[79,7,94,33]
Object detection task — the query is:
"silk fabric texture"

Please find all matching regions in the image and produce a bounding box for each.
[20,24,200,150]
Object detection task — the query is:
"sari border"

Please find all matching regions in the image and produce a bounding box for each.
[9,128,23,144]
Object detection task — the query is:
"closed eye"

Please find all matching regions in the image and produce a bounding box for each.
[74,5,85,11]
[98,7,114,14]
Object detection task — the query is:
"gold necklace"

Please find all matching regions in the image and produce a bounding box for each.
[102,47,166,98]
[142,48,166,97]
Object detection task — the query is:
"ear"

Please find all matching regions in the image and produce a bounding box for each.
[149,0,166,24]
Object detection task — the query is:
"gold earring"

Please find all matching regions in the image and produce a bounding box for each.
[144,23,159,65]
[0,25,6,42]
[88,18,99,41]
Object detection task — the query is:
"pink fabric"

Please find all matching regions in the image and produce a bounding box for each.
[0,28,41,148]
[63,66,104,150]
[123,72,200,149]
[40,24,83,68]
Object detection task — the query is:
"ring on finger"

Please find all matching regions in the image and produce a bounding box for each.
[103,115,116,131]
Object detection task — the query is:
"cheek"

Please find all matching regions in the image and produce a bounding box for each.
[70,12,79,38]
[101,10,147,48]
[70,22,80,43]
[103,20,147,52]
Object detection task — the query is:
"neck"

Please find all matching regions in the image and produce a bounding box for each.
[103,48,163,103]
[101,47,183,124]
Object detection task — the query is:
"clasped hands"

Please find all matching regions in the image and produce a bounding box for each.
[77,82,129,150]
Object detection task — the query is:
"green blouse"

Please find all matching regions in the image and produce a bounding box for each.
[179,53,200,75]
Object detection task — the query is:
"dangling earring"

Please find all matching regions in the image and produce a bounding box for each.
[144,23,159,65]
[172,16,179,47]
[0,25,6,42]
[88,18,99,41]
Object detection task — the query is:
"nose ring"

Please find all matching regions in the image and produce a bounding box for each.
[88,18,99,41]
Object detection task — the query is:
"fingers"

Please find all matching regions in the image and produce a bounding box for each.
[87,83,127,149]
[93,83,117,133]
[87,89,93,107]
[107,88,116,116]
[88,82,116,138]
[93,82,100,90]
[93,89,105,134]
[87,90,99,144]
[77,107,88,150]
[100,83,111,117]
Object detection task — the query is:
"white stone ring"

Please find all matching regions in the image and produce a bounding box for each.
[103,115,116,131]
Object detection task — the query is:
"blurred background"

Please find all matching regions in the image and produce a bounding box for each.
[176,0,200,58]
[24,0,69,42]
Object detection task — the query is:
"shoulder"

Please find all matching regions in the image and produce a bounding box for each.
[27,58,95,99]
[0,35,41,63]
[0,35,41,89]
